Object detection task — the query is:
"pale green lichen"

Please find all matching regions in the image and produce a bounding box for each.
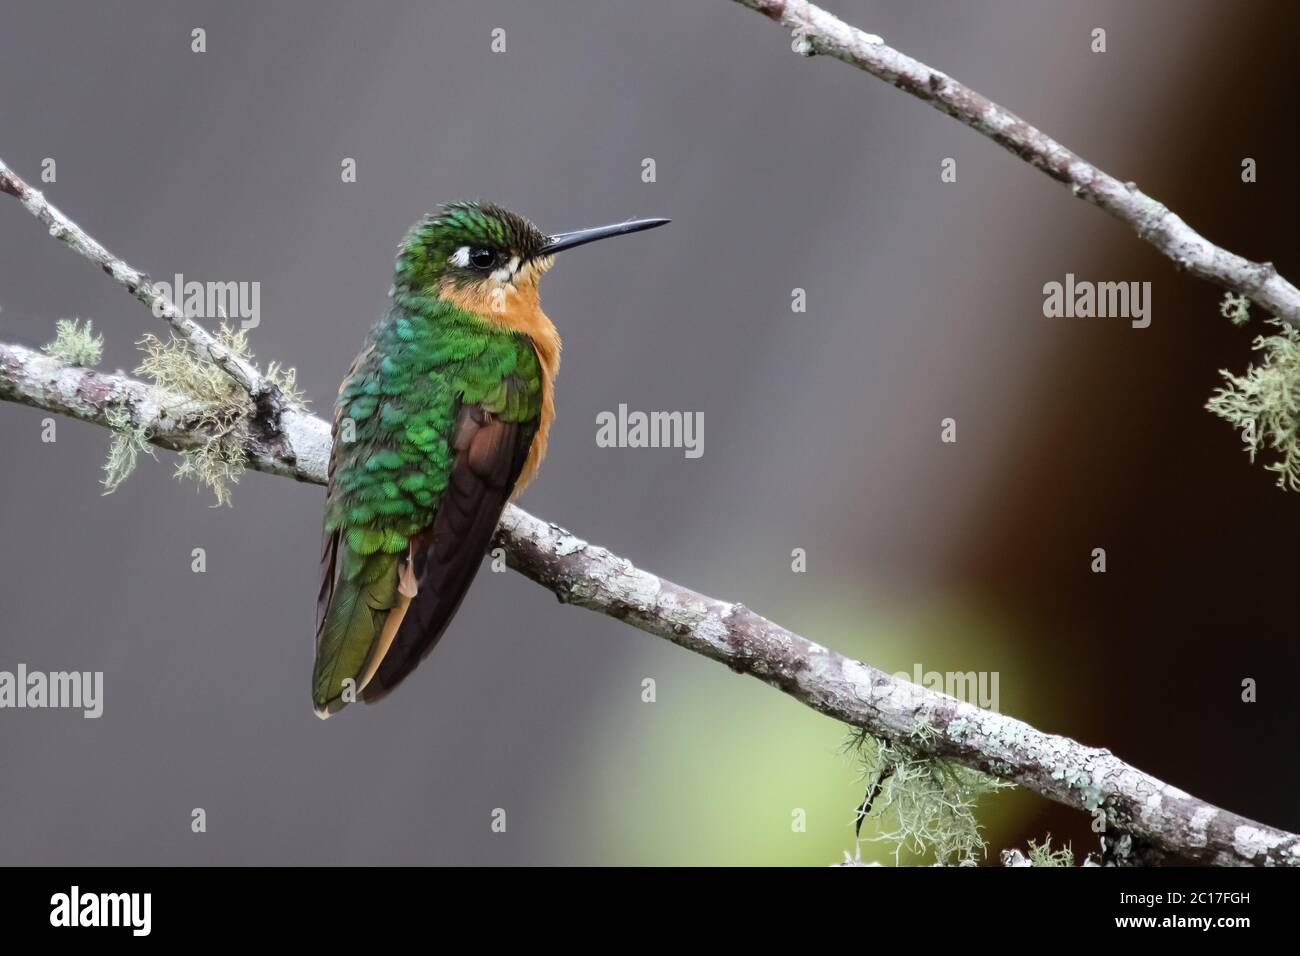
[43,318,103,367]
[1219,292,1251,327]
[909,718,938,747]
[847,730,1014,866]
[947,716,973,741]
[117,324,303,506]
[1205,313,1300,492]
[101,403,154,494]
[1026,834,1074,867]
[174,443,248,509]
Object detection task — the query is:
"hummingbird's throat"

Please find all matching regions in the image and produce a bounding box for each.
[436,256,552,334]
[435,256,561,497]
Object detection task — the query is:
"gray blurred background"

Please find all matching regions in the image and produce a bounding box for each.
[1,0,1296,865]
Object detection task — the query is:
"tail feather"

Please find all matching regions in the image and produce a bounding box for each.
[312,543,399,717]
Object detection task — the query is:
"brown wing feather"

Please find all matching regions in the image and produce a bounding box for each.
[360,403,536,703]
[316,529,340,640]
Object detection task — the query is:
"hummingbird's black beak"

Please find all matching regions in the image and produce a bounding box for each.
[537,217,670,257]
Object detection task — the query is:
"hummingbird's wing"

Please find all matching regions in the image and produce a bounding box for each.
[359,400,537,703]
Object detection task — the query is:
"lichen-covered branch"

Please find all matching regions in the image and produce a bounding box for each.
[728,0,1300,327]
[495,509,1300,867]
[0,340,329,485]
[1,342,1295,866]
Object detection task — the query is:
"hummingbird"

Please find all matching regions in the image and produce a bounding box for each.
[312,202,669,717]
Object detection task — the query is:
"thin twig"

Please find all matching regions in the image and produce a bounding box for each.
[0,160,286,415]
[728,0,1300,326]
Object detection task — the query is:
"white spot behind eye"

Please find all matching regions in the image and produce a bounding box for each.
[449,246,470,268]
[491,256,521,283]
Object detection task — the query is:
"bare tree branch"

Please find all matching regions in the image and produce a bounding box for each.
[728,0,1300,327]
[2,119,1297,866]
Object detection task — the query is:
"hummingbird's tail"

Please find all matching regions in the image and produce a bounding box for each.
[312,533,400,718]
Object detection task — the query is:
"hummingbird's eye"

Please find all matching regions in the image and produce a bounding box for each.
[468,248,497,270]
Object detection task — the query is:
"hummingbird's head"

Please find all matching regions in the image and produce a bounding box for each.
[393,201,669,325]
[395,201,547,295]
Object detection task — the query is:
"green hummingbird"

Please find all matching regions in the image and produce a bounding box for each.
[312,202,669,717]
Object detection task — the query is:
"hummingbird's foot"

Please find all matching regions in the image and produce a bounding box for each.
[398,545,420,599]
